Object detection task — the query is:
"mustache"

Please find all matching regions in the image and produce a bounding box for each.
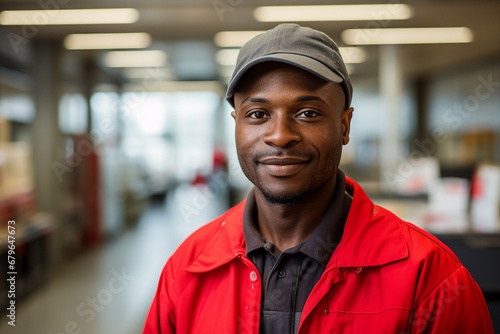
[252,150,313,164]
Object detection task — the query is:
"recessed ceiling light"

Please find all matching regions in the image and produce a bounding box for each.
[254,4,413,22]
[339,47,368,64]
[342,27,473,45]
[64,33,151,50]
[0,8,139,25]
[104,50,167,68]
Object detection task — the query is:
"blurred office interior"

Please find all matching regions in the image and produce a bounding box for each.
[0,0,499,333]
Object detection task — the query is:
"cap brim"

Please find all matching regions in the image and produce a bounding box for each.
[226,53,344,100]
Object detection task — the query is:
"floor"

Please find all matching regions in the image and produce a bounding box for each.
[0,183,229,334]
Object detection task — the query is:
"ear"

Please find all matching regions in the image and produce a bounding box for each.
[231,111,236,120]
[341,107,354,145]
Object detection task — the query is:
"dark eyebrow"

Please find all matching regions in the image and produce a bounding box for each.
[295,95,328,106]
[240,97,269,106]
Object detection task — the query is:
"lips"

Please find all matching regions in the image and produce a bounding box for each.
[259,156,310,165]
[258,156,310,177]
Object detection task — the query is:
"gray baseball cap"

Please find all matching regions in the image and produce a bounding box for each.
[225,23,352,109]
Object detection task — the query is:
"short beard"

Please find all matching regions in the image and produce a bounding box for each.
[261,189,308,205]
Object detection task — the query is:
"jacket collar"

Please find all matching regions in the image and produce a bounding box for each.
[186,203,247,273]
[186,177,408,273]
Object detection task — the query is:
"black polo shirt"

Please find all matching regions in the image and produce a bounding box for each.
[243,170,352,334]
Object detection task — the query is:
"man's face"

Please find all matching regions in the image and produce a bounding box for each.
[232,62,354,204]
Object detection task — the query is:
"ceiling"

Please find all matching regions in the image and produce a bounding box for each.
[0,0,499,83]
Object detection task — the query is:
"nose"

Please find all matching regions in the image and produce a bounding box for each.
[263,114,301,148]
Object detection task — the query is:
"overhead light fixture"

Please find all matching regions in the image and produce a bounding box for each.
[64,33,151,50]
[254,4,413,22]
[214,31,265,47]
[104,50,167,68]
[0,8,139,25]
[216,47,367,66]
[339,47,367,63]
[342,27,473,45]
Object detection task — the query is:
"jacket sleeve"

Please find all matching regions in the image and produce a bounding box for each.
[143,258,177,334]
[408,266,494,333]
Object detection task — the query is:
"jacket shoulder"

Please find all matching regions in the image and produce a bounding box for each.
[396,219,467,306]
[399,219,462,268]
[398,222,494,333]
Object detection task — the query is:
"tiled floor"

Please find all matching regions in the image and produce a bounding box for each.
[0,184,229,334]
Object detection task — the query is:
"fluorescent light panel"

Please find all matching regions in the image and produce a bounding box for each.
[342,27,473,45]
[254,4,413,22]
[64,33,151,50]
[104,50,167,68]
[215,47,367,66]
[214,31,265,47]
[0,8,139,25]
[339,47,367,64]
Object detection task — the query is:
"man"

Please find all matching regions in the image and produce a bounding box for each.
[143,23,493,334]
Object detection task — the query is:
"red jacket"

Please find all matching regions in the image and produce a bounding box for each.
[144,177,493,333]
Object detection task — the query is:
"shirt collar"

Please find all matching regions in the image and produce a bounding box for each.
[243,170,351,267]
[242,187,266,255]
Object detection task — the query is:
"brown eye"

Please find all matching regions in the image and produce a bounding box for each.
[250,111,267,119]
[299,110,318,118]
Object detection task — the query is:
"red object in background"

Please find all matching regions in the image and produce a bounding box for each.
[470,170,484,199]
[71,135,102,246]
[191,172,207,186]
[212,145,228,172]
